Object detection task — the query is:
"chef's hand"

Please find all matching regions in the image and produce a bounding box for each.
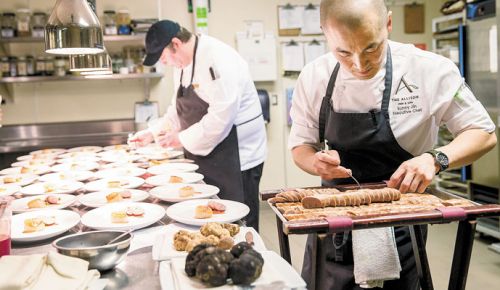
[156,130,182,148]
[388,153,438,193]
[313,150,352,180]
[127,130,154,148]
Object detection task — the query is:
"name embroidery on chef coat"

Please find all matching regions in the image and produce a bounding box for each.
[391,75,423,116]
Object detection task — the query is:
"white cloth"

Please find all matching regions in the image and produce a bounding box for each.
[288,40,495,155]
[352,227,402,288]
[149,34,267,171]
[0,252,100,290]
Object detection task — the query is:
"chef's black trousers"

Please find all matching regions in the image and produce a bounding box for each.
[241,162,264,232]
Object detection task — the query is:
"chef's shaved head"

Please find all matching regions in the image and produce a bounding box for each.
[320,0,388,31]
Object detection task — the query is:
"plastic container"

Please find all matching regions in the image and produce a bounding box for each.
[103,10,117,35]
[0,200,12,257]
[31,12,47,38]
[35,56,46,76]
[1,12,16,38]
[54,57,66,77]
[116,10,131,35]
[17,56,27,76]
[16,8,31,37]
[0,57,9,77]
[8,57,17,77]
[26,55,35,76]
[45,57,54,76]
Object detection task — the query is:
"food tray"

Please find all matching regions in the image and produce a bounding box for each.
[260,182,500,235]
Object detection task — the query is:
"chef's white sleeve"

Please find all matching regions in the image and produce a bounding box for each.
[432,59,496,136]
[288,68,323,151]
[147,94,181,137]
[178,66,242,156]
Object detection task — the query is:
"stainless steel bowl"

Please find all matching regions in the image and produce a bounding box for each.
[52,230,132,271]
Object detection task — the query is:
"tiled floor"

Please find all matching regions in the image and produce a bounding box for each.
[259,201,500,290]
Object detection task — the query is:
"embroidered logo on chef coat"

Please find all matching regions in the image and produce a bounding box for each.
[392,75,423,116]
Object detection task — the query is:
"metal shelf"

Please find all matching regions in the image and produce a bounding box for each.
[0,73,162,83]
[0,34,145,44]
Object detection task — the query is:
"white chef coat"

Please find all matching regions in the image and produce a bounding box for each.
[150,34,267,171]
[288,40,495,155]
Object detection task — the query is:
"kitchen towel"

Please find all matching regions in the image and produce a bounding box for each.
[352,227,402,288]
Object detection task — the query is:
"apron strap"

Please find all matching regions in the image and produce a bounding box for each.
[381,45,392,117]
[179,35,200,85]
[319,63,340,145]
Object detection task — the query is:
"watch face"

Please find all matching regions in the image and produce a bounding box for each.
[436,152,449,169]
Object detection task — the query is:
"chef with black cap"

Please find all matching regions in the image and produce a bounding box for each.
[128,20,267,231]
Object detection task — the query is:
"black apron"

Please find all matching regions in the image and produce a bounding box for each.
[175,36,245,203]
[302,47,424,290]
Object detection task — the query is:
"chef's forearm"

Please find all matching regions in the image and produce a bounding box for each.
[436,129,497,169]
[292,145,320,176]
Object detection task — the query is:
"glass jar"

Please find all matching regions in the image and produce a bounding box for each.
[112,54,123,73]
[35,56,46,76]
[103,10,117,35]
[0,57,9,77]
[116,10,131,35]
[26,55,35,76]
[1,13,16,38]
[16,9,31,37]
[17,56,27,76]
[54,57,66,77]
[31,12,47,38]
[8,57,17,77]
[45,57,54,76]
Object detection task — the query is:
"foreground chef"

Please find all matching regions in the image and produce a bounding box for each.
[289,0,496,289]
[129,20,267,231]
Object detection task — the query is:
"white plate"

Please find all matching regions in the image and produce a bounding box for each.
[94,167,147,179]
[134,145,170,155]
[145,173,204,186]
[11,194,77,213]
[67,146,103,153]
[56,156,100,164]
[141,151,184,161]
[0,165,51,176]
[30,148,66,156]
[11,209,81,242]
[99,152,142,163]
[149,184,219,203]
[103,144,130,151]
[0,174,38,187]
[11,159,56,167]
[81,202,165,231]
[39,170,94,182]
[84,176,145,192]
[20,181,84,195]
[17,153,59,161]
[79,189,150,208]
[57,152,97,159]
[51,162,100,172]
[159,250,306,290]
[0,184,21,196]
[147,163,199,175]
[166,199,249,226]
[152,223,266,261]
[100,161,140,169]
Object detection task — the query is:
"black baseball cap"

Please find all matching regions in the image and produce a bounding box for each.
[143,20,181,66]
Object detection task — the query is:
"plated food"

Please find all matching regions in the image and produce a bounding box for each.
[103,144,130,151]
[30,148,66,156]
[51,162,100,172]
[0,165,51,175]
[11,194,77,213]
[39,171,93,182]
[67,146,103,153]
[81,202,165,230]
[11,159,56,167]
[0,184,21,196]
[147,163,199,175]
[11,209,81,242]
[78,189,149,208]
[194,201,227,219]
[0,174,38,187]
[166,199,249,226]
[145,173,204,186]
[149,184,219,203]
[94,167,146,179]
[84,176,145,192]
[20,181,84,195]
